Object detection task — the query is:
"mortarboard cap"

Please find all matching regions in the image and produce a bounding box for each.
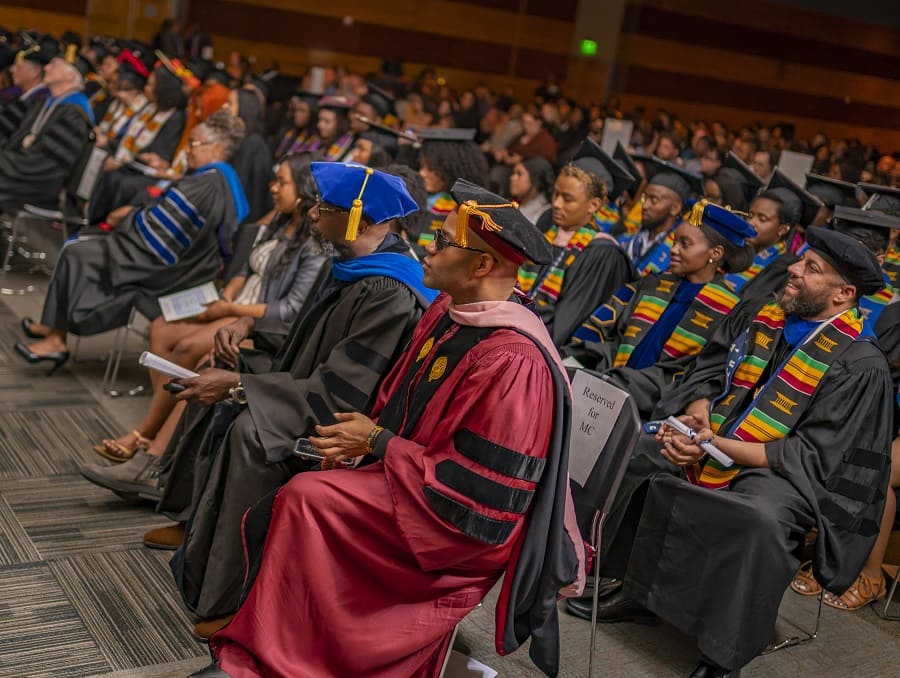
[59,43,94,77]
[722,151,764,206]
[638,155,704,202]
[245,73,270,102]
[319,94,355,113]
[572,138,636,201]
[206,61,230,86]
[360,130,399,158]
[833,205,899,234]
[449,179,552,265]
[310,162,419,241]
[362,82,395,118]
[613,142,643,196]
[15,44,49,66]
[116,48,151,89]
[686,198,757,246]
[766,168,822,226]
[858,182,900,216]
[292,90,321,107]
[418,127,477,143]
[155,51,199,89]
[804,173,858,210]
[805,227,885,295]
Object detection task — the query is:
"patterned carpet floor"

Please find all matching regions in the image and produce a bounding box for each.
[0,285,897,677]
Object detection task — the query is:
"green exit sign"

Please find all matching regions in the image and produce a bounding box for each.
[580,39,598,56]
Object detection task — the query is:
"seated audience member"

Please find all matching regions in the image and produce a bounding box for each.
[857,182,900,288]
[314,95,356,161]
[415,127,489,250]
[195,179,585,678]
[94,48,151,153]
[804,172,859,226]
[0,46,94,207]
[704,169,750,211]
[153,163,435,634]
[619,156,703,276]
[83,38,118,121]
[227,86,273,223]
[14,109,248,373]
[508,155,553,225]
[351,129,398,168]
[489,110,556,194]
[271,90,319,160]
[89,62,188,222]
[0,44,49,139]
[568,138,637,234]
[569,230,891,677]
[76,153,325,473]
[566,200,754,418]
[767,168,825,254]
[518,162,636,345]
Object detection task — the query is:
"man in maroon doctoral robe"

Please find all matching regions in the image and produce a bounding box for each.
[193,179,586,677]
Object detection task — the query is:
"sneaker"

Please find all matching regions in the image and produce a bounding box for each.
[79,449,161,501]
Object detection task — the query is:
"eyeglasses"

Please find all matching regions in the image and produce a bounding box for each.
[188,140,215,149]
[434,230,491,256]
[313,200,347,214]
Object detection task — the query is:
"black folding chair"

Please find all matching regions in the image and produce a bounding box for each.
[564,368,641,678]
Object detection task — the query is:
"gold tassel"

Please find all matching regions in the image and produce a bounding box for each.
[454,200,516,248]
[345,167,374,241]
[65,43,78,64]
[688,198,708,227]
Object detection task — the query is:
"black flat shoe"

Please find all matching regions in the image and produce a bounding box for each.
[20,317,45,339]
[689,659,741,677]
[188,664,231,678]
[14,341,69,375]
[567,588,658,625]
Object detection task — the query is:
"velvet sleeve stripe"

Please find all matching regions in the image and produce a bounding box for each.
[826,477,880,504]
[435,460,534,514]
[345,340,391,374]
[819,496,881,538]
[844,447,890,471]
[149,204,192,248]
[453,428,545,483]
[167,188,206,230]
[423,486,518,545]
[321,368,371,412]
[134,210,177,265]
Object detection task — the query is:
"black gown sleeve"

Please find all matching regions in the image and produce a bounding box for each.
[141,108,186,162]
[548,241,637,346]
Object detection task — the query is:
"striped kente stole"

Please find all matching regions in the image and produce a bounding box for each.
[621,201,642,238]
[859,279,895,326]
[613,274,740,367]
[688,303,864,489]
[723,240,787,294]
[517,224,596,301]
[417,192,457,248]
[323,133,354,161]
[884,245,899,287]
[592,202,621,234]
[114,105,175,164]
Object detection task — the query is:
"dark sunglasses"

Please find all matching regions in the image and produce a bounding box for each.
[434,230,491,256]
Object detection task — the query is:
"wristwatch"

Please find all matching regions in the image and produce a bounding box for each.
[228,381,247,405]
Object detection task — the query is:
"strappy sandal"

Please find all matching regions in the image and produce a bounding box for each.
[92,429,154,463]
[823,572,886,611]
[790,561,822,596]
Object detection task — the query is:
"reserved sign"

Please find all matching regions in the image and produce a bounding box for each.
[568,370,628,487]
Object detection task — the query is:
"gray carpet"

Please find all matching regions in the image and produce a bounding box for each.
[0,284,897,677]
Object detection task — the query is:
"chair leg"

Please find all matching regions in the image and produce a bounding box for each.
[877,567,900,621]
[588,511,606,678]
[0,216,36,295]
[762,589,823,654]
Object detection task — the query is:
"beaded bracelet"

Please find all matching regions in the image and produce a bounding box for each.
[365,425,385,454]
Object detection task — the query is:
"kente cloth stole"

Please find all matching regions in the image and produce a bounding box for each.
[324,133,353,161]
[687,303,864,489]
[723,241,787,294]
[592,202,620,233]
[516,224,596,300]
[115,105,175,163]
[417,193,457,248]
[859,279,896,326]
[883,245,899,286]
[621,201,642,238]
[612,274,740,367]
[572,283,637,343]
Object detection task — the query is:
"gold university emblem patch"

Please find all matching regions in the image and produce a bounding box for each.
[428,356,448,382]
[623,326,641,339]
[417,337,434,362]
[656,279,675,294]
[814,335,837,353]
[754,331,773,350]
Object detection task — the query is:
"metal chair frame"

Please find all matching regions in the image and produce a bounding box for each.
[100,307,149,397]
[877,564,899,621]
[762,590,824,654]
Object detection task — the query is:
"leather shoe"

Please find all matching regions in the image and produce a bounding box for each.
[79,449,161,500]
[568,588,657,624]
[143,523,186,550]
[194,614,235,641]
[188,663,232,677]
[689,659,741,677]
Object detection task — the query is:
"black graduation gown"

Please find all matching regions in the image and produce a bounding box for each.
[539,239,637,347]
[40,169,236,335]
[229,133,273,224]
[599,329,893,671]
[0,99,92,207]
[168,239,429,619]
[738,251,797,302]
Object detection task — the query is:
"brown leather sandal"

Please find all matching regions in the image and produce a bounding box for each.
[92,429,154,463]
[790,561,822,596]
[823,572,886,610]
